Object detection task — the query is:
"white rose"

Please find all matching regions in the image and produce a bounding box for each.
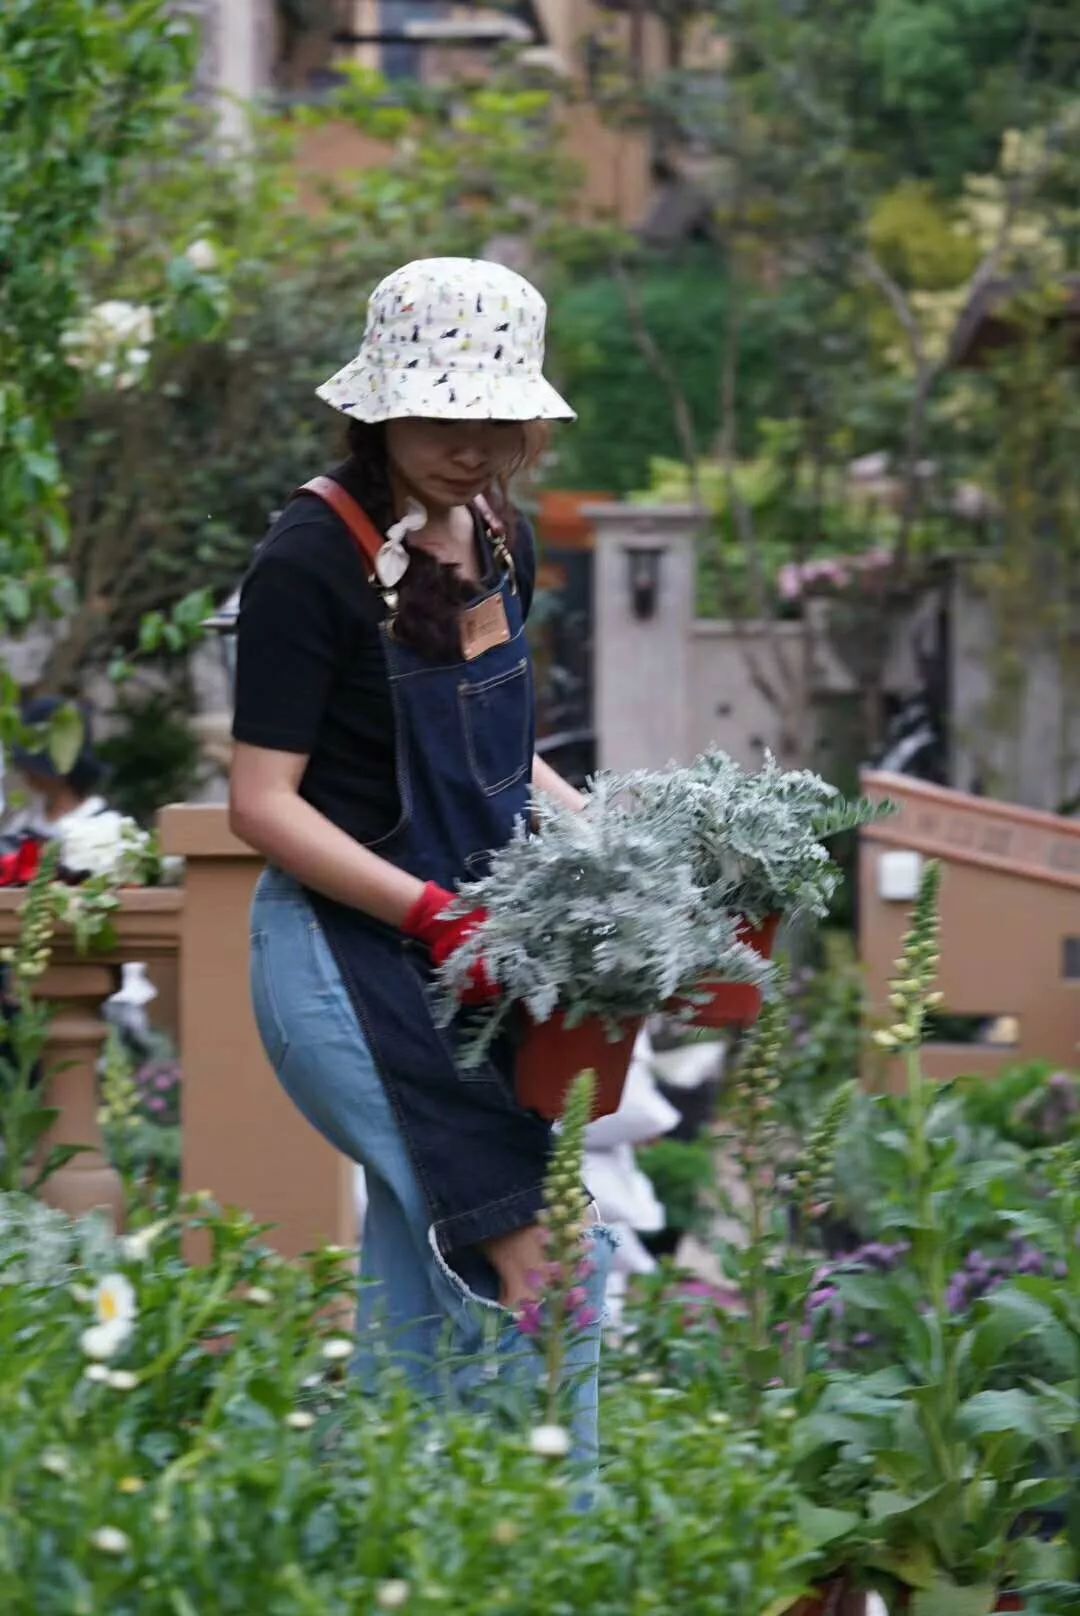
[93,300,154,347]
[62,301,154,392]
[184,238,218,272]
[60,813,149,882]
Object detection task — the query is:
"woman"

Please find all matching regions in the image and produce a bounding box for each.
[230,258,612,1445]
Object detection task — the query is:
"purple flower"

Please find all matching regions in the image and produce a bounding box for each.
[809,1284,839,1312]
[147,1097,167,1115]
[572,1305,598,1332]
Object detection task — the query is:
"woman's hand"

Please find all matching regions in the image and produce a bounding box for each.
[532,754,586,813]
[402,882,500,1005]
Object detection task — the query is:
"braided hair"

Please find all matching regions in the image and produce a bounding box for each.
[344,419,546,662]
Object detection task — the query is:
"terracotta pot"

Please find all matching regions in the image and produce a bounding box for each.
[515,1012,642,1122]
[678,914,781,1030]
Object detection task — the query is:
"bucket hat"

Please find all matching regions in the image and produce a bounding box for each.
[316,257,575,424]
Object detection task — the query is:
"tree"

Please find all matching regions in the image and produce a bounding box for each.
[42,66,584,688]
[0,2,194,633]
[590,0,1080,778]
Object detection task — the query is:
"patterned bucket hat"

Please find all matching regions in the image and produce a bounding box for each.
[316,257,575,424]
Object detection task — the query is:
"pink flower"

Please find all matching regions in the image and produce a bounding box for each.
[571,1305,598,1332]
[777,564,802,601]
[147,1097,167,1115]
[517,1299,543,1338]
[155,1073,175,1092]
[565,1287,587,1312]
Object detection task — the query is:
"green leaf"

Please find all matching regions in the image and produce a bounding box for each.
[1,579,30,623]
[46,704,83,775]
[910,1579,997,1616]
[13,1106,60,1153]
[26,1142,92,1193]
[972,1284,1076,1378]
[868,1485,946,1521]
[794,1498,861,1548]
[246,1375,290,1417]
[956,1388,1048,1447]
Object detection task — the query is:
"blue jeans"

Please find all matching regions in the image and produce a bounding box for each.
[249,867,613,1461]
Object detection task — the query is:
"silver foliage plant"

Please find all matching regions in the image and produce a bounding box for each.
[614,750,893,925]
[434,779,770,1057]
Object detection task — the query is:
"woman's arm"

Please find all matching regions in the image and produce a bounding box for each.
[532,752,586,814]
[229,743,423,926]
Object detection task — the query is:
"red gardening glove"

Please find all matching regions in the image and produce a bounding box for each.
[402,881,500,1007]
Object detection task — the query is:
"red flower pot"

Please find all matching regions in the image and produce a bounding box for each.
[677,913,781,1030]
[515,1012,642,1122]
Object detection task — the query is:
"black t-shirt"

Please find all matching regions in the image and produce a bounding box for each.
[231,464,537,845]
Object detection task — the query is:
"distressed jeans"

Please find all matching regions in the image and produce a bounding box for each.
[249,867,613,1465]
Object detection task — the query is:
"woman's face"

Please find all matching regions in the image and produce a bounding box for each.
[385,418,525,507]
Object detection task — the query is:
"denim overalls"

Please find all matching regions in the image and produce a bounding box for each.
[248,484,612,1448]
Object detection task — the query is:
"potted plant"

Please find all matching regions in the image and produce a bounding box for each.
[614,751,892,1028]
[789,866,1075,1614]
[434,784,769,1119]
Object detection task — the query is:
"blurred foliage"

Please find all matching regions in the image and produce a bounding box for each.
[548,254,784,495]
[637,1135,717,1237]
[96,693,203,826]
[48,69,585,685]
[0,0,195,748]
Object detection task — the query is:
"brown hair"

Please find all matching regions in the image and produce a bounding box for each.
[344,418,548,660]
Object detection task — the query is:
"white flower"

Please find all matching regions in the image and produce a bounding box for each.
[96,301,154,346]
[284,1410,316,1431]
[120,1220,167,1262]
[244,1286,273,1306]
[528,1423,570,1459]
[80,1272,137,1359]
[184,238,218,272]
[107,1369,139,1391]
[81,1321,131,1360]
[376,1581,411,1610]
[84,1363,111,1384]
[40,1450,71,1477]
[89,1526,131,1556]
[93,1273,137,1328]
[63,300,155,392]
[321,1337,353,1362]
[60,813,150,883]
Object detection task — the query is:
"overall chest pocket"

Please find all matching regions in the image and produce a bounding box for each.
[458,658,531,796]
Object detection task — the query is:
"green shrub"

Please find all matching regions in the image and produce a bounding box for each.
[0,1192,819,1615]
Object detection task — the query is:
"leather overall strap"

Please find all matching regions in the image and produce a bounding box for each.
[294,476,514,592]
[296,475,383,575]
